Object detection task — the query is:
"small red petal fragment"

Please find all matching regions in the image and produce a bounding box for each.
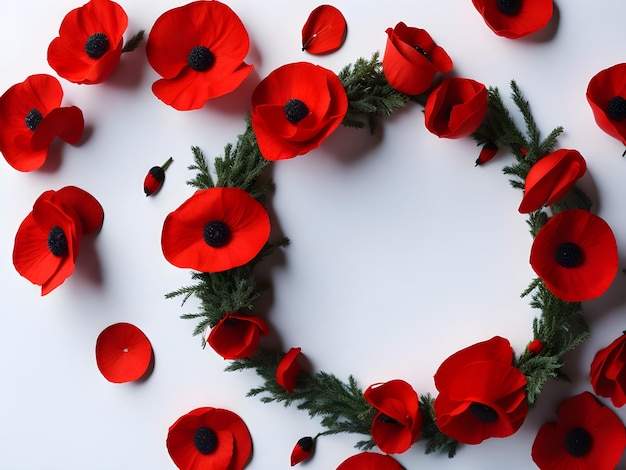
[302,5,347,55]
[290,436,314,466]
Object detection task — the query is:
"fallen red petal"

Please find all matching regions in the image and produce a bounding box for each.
[302,5,347,54]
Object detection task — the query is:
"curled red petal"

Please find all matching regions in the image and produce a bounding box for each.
[301,5,347,55]
[276,347,303,393]
[207,313,269,359]
[95,323,153,383]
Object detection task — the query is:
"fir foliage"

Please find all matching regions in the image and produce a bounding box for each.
[121,30,145,53]
[419,394,459,458]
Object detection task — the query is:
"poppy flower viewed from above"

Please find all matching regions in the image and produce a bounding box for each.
[590,333,626,408]
[95,322,153,383]
[207,312,269,360]
[301,5,347,55]
[336,452,405,470]
[471,0,554,39]
[587,62,626,146]
[47,0,128,84]
[0,74,84,172]
[166,407,252,470]
[146,0,253,110]
[530,209,618,302]
[276,347,303,393]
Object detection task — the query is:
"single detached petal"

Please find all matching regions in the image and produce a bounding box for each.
[301,5,347,54]
[95,323,153,383]
[276,347,303,393]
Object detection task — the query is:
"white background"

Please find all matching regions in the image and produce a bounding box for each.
[1,1,626,469]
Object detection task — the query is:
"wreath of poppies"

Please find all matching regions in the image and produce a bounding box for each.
[4,1,626,469]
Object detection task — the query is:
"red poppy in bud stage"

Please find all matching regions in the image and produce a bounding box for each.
[0,74,84,171]
[530,209,618,302]
[146,1,253,111]
[144,157,173,196]
[528,339,545,356]
[167,407,252,470]
[47,0,128,84]
[251,62,348,161]
[336,452,405,470]
[587,63,626,146]
[161,187,271,273]
[207,312,269,360]
[13,186,104,295]
[290,436,314,466]
[475,142,498,166]
[434,336,528,445]
[301,5,347,55]
[95,322,153,383]
[518,149,587,213]
[590,333,626,407]
[471,0,553,39]
[382,22,453,96]
[276,347,303,393]
[363,379,422,454]
[532,392,626,470]
[424,78,488,139]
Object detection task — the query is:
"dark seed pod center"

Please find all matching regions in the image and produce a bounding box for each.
[607,96,626,121]
[496,0,522,16]
[564,427,592,457]
[284,99,309,124]
[414,45,433,62]
[25,108,43,131]
[193,427,218,454]
[188,46,215,71]
[203,220,231,247]
[297,436,314,452]
[470,402,499,423]
[47,226,68,257]
[555,242,584,268]
[85,32,110,59]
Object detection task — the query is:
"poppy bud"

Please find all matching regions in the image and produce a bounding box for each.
[290,436,314,466]
[528,339,544,356]
[144,157,172,196]
[475,142,498,166]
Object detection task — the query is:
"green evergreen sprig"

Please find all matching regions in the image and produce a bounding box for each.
[121,30,145,53]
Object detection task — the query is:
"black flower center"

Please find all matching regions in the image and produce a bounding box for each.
[188,46,215,71]
[564,427,592,457]
[470,402,499,423]
[496,0,522,16]
[25,108,43,131]
[203,221,231,247]
[607,96,626,121]
[414,45,433,62]
[85,33,110,59]
[555,242,584,268]
[296,436,314,452]
[194,427,218,455]
[284,99,310,124]
[48,226,68,257]
[378,414,402,425]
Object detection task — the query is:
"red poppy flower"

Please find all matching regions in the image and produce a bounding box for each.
[143,157,173,196]
[529,209,618,302]
[47,0,128,84]
[251,62,348,161]
[167,407,252,470]
[471,0,553,39]
[528,339,545,356]
[590,333,626,407]
[13,186,104,295]
[363,379,422,454]
[146,1,253,111]
[433,336,528,445]
[518,149,587,213]
[382,22,452,96]
[424,78,488,139]
[290,436,314,466]
[276,347,303,393]
[161,187,271,273]
[587,63,626,146]
[207,312,269,360]
[95,323,153,383]
[532,392,626,470]
[0,74,84,171]
[301,5,347,54]
[336,452,404,470]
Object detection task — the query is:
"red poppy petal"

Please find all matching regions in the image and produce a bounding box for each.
[336,452,404,470]
[276,347,303,393]
[95,323,153,383]
[31,106,84,151]
[52,186,104,235]
[302,5,347,55]
[370,416,415,454]
[207,314,268,359]
[364,380,419,423]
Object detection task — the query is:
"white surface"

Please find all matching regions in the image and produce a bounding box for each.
[1,1,626,469]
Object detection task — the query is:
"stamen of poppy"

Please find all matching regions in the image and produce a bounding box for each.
[469,402,499,423]
[85,33,110,59]
[607,96,626,120]
[25,108,43,131]
[188,46,215,72]
[47,226,68,257]
[414,45,433,62]
[496,0,522,16]
[203,221,231,247]
[378,414,402,425]
[284,99,310,124]
[193,427,218,454]
[564,427,592,457]
[555,242,584,268]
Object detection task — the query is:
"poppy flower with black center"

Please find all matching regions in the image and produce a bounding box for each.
[13,186,104,295]
[530,209,618,302]
[590,333,626,408]
[146,0,253,111]
[433,336,528,445]
[587,63,626,146]
[301,5,347,55]
[424,77,488,139]
[276,347,303,393]
[382,22,453,96]
[363,379,422,454]
[207,312,269,360]
[161,187,271,273]
[518,149,587,213]
[251,61,348,161]
[95,323,153,383]
[336,452,405,470]
[532,392,626,470]
[166,407,252,470]
[0,74,84,172]
[47,0,128,84]
[471,0,553,39]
